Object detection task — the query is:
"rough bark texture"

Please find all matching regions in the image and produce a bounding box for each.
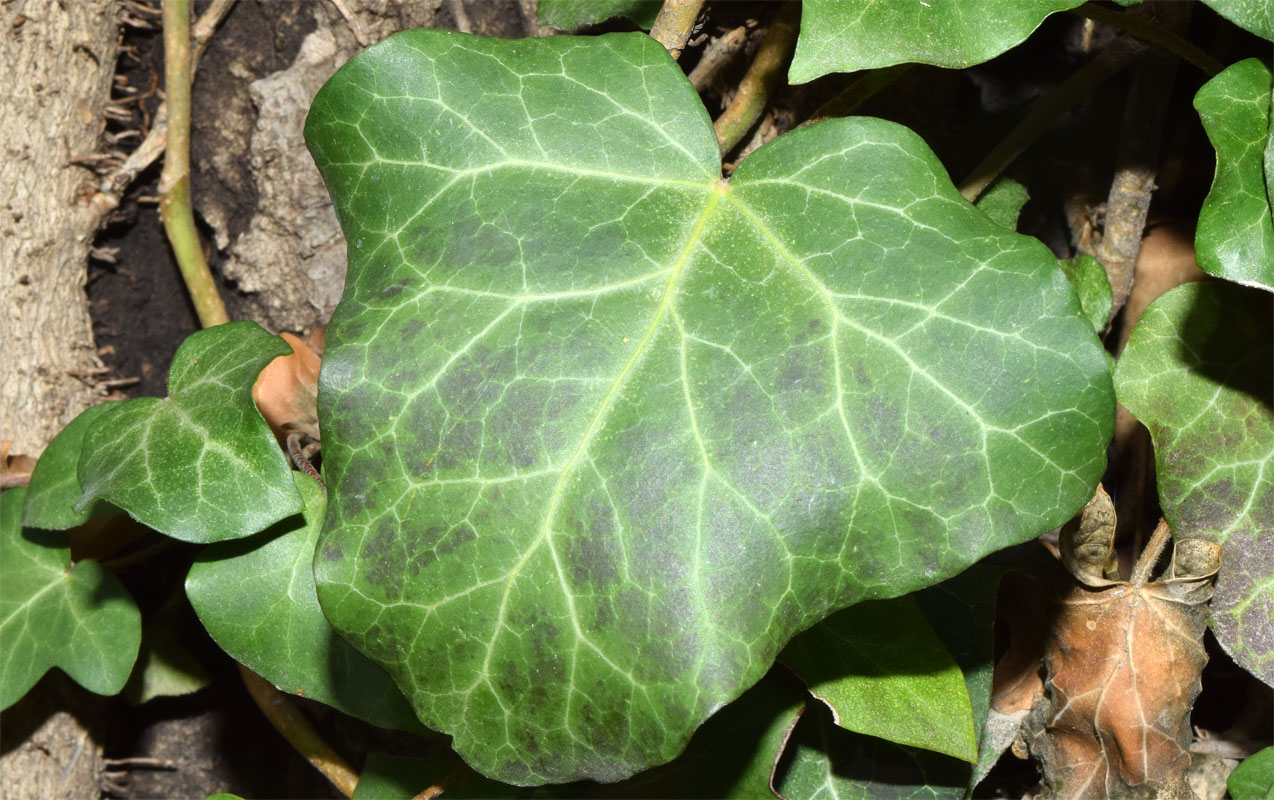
[196,0,443,334]
[0,679,107,800]
[1,0,118,458]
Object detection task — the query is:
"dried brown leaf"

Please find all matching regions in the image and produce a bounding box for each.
[253,331,321,445]
[1030,530,1222,800]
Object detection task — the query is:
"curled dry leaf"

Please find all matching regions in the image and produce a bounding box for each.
[1028,506,1223,800]
[252,331,322,446]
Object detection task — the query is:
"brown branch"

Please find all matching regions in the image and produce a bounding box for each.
[959,36,1143,202]
[239,665,359,798]
[648,0,706,60]
[713,2,799,158]
[1100,3,1190,325]
[1130,518,1171,588]
[686,24,752,92]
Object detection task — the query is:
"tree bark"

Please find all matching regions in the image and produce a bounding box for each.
[1,0,119,457]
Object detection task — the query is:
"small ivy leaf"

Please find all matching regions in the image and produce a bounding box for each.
[122,618,211,705]
[1228,746,1274,800]
[1199,0,1274,42]
[186,472,425,733]
[306,30,1113,784]
[0,488,142,710]
[536,0,660,30]
[76,322,303,544]
[1194,58,1274,293]
[1058,255,1114,333]
[781,595,978,763]
[21,403,118,530]
[773,700,970,800]
[789,0,1086,83]
[974,177,1030,231]
[1114,282,1274,686]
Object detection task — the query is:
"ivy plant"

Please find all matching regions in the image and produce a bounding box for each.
[3,2,1272,798]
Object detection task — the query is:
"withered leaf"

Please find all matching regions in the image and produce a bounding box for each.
[1031,528,1222,799]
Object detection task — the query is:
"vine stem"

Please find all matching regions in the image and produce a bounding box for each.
[959,35,1143,202]
[714,2,800,157]
[239,665,359,798]
[1069,2,1222,76]
[1130,518,1171,588]
[805,64,911,125]
[648,0,705,60]
[160,0,229,328]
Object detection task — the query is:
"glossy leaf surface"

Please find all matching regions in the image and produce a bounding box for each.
[1194,58,1274,292]
[1200,0,1274,41]
[21,402,117,530]
[186,473,423,731]
[789,0,1085,83]
[0,488,141,710]
[536,0,659,30]
[975,177,1029,231]
[306,30,1113,784]
[1228,746,1274,800]
[1058,254,1113,332]
[1115,282,1274,685]
[76,322,303,543]
[782,595,977,762]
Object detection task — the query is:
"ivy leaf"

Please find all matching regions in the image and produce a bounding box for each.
[21,402,118,530]
[1194,58,1274,293]
[781,595,978,763]
[306,30,1112,784]
[773,700,969,800]
[1229,746,1274,800]
[975,177,1030,231]
[1058,254,1114,333]
[1200,0,1274,41]
[122,618,211,705]
[536,0,660,30]
[186,473,424,732]
[76,322,303,543]
[789,0,1086,83]
[0,488,142,710]
[1115,282,1274,685]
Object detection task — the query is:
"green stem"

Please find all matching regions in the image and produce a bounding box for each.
[1070,2,1223,76]
[648,0,705,60]
[714,2,800,157]
[806,64,912,124]
[240,665,360,797]
[959,36,1142,202]
[160,0,229,329]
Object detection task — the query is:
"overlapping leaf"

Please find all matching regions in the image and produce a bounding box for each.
[1194,58,1274,292]
[21,403,117,530]
[305,30,1112,784]
[781,595,977,762]
[536,0,659,30]
[186,473,423,731]
[1115,282,1274,685]
[1229,746,1274,800]
[0,488,141,709]
[789,0,1086,83]
[76,322,303,543]
[1058,255,1114,333]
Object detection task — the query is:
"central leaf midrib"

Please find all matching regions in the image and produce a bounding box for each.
[475,182,727,685]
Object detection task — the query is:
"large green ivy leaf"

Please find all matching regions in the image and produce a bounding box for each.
[305,30,1112,784]
[1194,58,1274,293]
[789,0,1086,83]
[536,0,659,31]
[781,595,978,763]
[76,322,303,543]
[1200,0,1274,41]
[21,402,118,530]
[1115,282,1274,685]
[0,488,142,710]
[186,472,423,732]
